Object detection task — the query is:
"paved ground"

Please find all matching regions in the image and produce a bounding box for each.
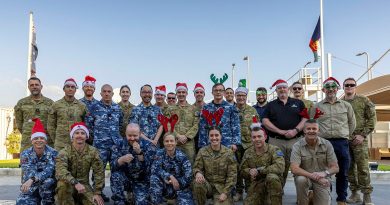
[0,176,389,205]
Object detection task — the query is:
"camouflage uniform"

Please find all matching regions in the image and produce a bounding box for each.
[129,103,161,140]
[343,94,376,194]
[192,102,204,152]
[118,101,135,138]
[55,144,104,205]
[14,95,54,152]
[193,145,237,205]
[240,144,285,205]
[16,145,57,205]
[198,100,241,148]
[150,149,194,205]
[235,104,259,194]
[47,98,87,151]
[164,102,199,164]
[156,102,169,114]
[301,98,314,110]
[110,138,156,205]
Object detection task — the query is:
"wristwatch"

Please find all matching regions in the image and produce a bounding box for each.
[30,176,37,183]
[136,151,144,155]
[324,170,331,178]
[70,178,79,185]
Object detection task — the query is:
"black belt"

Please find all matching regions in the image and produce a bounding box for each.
[269,135,299,140]
[326,138,348,141]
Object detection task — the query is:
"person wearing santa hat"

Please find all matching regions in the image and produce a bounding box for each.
[314,77,356,205]
[192,83,206,152]
[233,83,260,201]
[47,78,87,151]
[154,85,169,113]
[164,82,199,164]
[16,118,58,205]
[55,122,105,205]
[14,77,54,153]
[80,75,99,112]
[262,79,306,189]
[130,84,163,147]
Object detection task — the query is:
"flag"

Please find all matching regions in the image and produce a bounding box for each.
[29,13,38,77]
[309,17,321,62]
[238,79,246,87]
[243,56,248,61]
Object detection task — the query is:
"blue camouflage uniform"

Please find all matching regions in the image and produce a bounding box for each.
[110,138,156,205]
[79,97,99,112]
[86,100,123,167]
[16,145,58,205]
[150,148,194,205]
[129,103,161,140]
[198,100,241,148]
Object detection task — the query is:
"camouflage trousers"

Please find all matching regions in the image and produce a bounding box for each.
[16,178,56,205]
[150,174,194,205]
[192,180,233,205]
[177,140,195,165]
[295,176,331,205]
[55,180,95,205]
[348,139,373,194]
[110,171,149,205]
[244,173,282,205]
[269,136,300,188]
[235,145,250,194]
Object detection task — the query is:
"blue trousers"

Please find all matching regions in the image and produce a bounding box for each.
[16,178,56,205]
[328,138,350,202]
[149,174,194,205]
[111,171,149,205]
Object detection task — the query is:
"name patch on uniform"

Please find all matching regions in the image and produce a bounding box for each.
[277,151,284,157]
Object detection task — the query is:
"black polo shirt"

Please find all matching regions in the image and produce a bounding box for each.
[262,97,304,138]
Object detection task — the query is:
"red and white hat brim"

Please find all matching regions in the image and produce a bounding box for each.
[82,81,95,87]
[31,132,47,140]
[70,125,89,140]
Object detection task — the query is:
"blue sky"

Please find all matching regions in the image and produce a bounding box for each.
[1,0,389,106]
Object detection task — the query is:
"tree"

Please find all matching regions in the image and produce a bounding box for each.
[5,130,21,155]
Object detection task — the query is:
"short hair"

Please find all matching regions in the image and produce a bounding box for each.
[343,77,357,86]
[167,92,176,96]
[256,87,267,93]
[251,126,267,137]
[208,126,222,135]
[304,119,318,127]
[212,83,225,91]
[120,85,131,93]
[225,87,234,92]
[101,84,113,92]
[140,84,152,93]
[28,77,41,84]
[292,81,303,87]
[127,123,140,131]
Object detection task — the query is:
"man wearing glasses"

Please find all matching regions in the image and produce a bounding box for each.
[262,79,306,188]
[166,92,177,106]
[314,77,356,205]
[342,77,376,205]
[130,84,163,147]
[253,87,268,120]
[47,78,87,151]
[291,81,314,109]
[15,77,54,152]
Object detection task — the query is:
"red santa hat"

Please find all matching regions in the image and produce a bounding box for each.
[82,75,96,88]
[193,83,205,93]
[323,77,340,88]
[155,85,166,96]
[31,118,47,140]
[69,122,89,140]
[64,78,78,89]
[176,83,188,92]
[270,79,288,90]
[250,115,261,130]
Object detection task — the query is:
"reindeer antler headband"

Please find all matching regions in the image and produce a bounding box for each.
[157,114,178,132]
[202,107,224,128]
[299,108,324,120]
[210,73,229,84]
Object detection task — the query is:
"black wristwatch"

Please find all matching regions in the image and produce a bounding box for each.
[136,151,144,155]
[295,128,300,133]
[30,176,37,183]
[70,178,79,185]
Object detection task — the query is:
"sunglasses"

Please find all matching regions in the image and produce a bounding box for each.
[324,83,338,90]
[292,87,302,91]
[167,97,176,100]
[344,84,356,88]
[256,91,267,95]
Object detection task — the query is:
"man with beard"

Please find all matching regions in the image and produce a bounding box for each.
[86,84,123,202]
[252,87,268,120]
[314,77,356,205]
[291,119,339,205]
[16,118,58,205]
[262,79,306,188]
[15,77,54,151]
[154,85,169,113]
[225,88,236,105]
[110,123,157,205]
[240,126,284,205]
[164,83,199,164]
[47,78,87,151]
[342,77,376,204]
[198,83,241,150]
[130,84,163,147]
[166,92,177,106]
[290,81,314,109]
[79,75,99,144]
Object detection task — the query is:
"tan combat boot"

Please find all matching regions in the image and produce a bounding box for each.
[346,191,362,203]
[363,193,374,205]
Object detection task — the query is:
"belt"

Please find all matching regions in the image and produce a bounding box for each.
[326,138,348,141]
[269,135,299,140]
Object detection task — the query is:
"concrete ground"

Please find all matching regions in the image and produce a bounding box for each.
[0,175,389,205]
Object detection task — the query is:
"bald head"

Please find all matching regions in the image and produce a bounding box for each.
[126,123,141,144]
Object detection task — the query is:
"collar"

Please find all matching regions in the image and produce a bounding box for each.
[322,97,341,104]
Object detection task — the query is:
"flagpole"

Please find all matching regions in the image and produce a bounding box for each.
[320,0,325,99]
[27,11,34,96]
[245,56,250,103]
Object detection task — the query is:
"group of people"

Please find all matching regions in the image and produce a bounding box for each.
[13,74,376,205]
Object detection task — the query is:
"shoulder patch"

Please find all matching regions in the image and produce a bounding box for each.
[276,150,284,157]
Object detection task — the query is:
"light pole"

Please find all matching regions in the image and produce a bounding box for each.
[356,52,371,80]
[303,61,311,68]
[243,56,250,103]
[231,63,236,89]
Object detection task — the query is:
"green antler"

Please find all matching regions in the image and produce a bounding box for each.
[210,74,219,84]
[219,73,229,84]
